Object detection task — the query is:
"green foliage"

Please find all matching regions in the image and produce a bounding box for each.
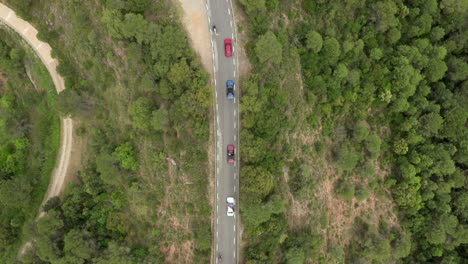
[114,142,138,171]
[306,31,323,53]
[129,97,153,131]
[335,144,360,172]
[255,31,283,65]
[335,180,355,201]
[241,165,274,202]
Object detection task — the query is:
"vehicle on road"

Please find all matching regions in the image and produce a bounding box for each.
[224,38,232,57]
[226,80,235,99]
[227,144,235,164]
[226,197,235,216]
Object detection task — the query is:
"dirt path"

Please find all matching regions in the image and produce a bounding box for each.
[176,0,213,73]
[0,2,73,216]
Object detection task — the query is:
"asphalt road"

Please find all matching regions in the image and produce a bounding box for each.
[206,0,239,263]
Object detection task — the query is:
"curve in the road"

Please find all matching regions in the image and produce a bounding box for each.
[0,3,73,210]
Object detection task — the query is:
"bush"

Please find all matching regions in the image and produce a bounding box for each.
[335,180,355,201]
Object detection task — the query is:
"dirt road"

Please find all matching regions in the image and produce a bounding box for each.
[0,3,73,209]
[177,0,213,72]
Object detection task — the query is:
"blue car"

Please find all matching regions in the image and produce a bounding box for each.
[226,80,235,100]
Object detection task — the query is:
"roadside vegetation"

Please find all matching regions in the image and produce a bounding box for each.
[238,0,467,263]
[0,27,60,263]
[4,0,212,263]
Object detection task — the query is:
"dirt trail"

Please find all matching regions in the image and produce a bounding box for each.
[0,1,73,220]
[177,0,213,72]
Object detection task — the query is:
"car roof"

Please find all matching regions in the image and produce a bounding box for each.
[224,38,232,44]
[226,80,235,86]
[227,197,235,204]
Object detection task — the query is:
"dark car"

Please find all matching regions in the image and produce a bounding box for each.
[226,80,235,99]
[227,144,235,164]
[224,38,233,57]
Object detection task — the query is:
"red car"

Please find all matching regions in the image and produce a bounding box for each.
[224,38,233,57]
[227,144,235,164]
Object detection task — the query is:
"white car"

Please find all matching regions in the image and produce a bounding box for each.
[226,197,235,216]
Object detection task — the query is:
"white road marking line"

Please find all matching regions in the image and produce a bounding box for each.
[234,225,236,232]
[234,135,237,141]
[228,9,231,15]
[234,185,236,192]
[233,60,236,66]
[217,193,219,200]
[234,71,236,77]
[217,167,219,174]
[217,231,219,237]
[234,110,237,116]
[230,21,233,28]
[234,173,237,179]
[234,97,236,104]
[234,122,236,129]
[217,115,220,124]
[217,218,219,225]
[208,17,211,24]
[232,33,234,39]
[216,244,218,251]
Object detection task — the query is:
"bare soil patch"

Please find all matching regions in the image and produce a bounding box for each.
[175,0,212,72]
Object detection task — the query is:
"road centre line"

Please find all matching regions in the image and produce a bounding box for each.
[234,109,237,116]
[234,122,236,129]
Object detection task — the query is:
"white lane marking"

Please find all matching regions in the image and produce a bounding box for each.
[233,60,236,66]
[208,17,211,24]
[228,9,231,15]
[214,78,217,86]
[230,21,233,28]
[234,97,236,104]
[217,115,220,124]
[232,33,234,39]
[234,122,236,129]
[234,225,236,232]
[217,231,219,237]
[217,193,219,200]
[234,110,237,116]
[234,173,237,179]
[234,135,237,141]
[216,244,218,251]
[217,167,219,174]
[234,185,236,192]
[217,180,219,187]
[217,218,219,225]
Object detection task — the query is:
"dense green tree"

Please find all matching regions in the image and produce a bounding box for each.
[255,31,283,65]
[306,31,323,53]
[129,97,153,131]
[114,142,138,171]
[241,165,274,201]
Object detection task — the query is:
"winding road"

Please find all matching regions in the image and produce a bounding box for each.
[206,0,240,263]
[0,3,72,214]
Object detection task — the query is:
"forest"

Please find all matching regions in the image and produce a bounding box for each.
[0,27,60,262]
[238,0,467,263]
[3,0,212,263]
